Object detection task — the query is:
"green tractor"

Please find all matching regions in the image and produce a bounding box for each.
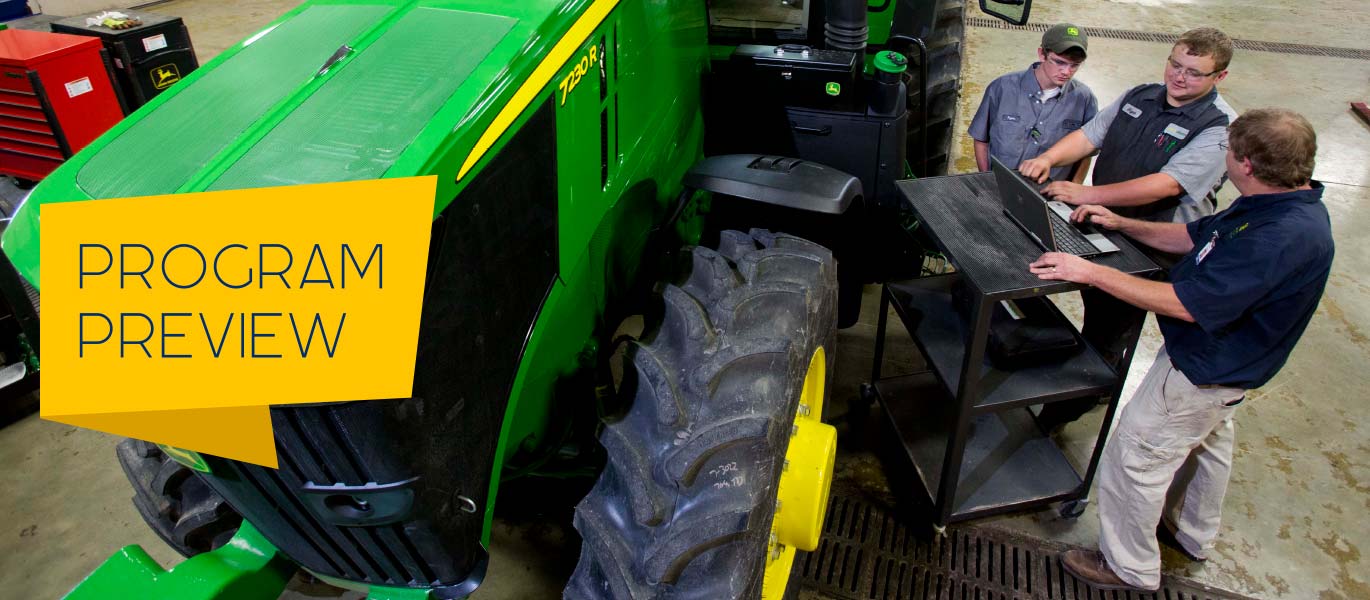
[1,0,1031,597]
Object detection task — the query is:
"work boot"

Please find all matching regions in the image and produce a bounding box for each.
[1061,549,1156,592]
[1157,523,1208,562]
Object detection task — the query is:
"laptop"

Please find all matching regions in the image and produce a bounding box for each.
[990,156,1119,258]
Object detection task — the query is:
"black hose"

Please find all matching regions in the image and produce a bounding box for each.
[886,34,929,177]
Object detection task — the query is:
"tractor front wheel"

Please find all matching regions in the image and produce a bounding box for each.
[116,438,242,558]
[566,229,839,599]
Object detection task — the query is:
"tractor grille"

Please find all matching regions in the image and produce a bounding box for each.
[228,464,442,586]
[798,492,1255,600]
[19,277,37,318]
[215,406,457,588]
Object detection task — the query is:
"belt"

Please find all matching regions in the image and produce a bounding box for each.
[1195,383,1245,406]
[1171,360,1246,405]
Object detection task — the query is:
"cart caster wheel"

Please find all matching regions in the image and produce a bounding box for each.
[857,383,877,408]
[848,383,875,428]
[932,523,946,537]
[1059,499,1089,519]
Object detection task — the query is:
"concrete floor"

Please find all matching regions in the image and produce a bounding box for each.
[0,0,1367,599]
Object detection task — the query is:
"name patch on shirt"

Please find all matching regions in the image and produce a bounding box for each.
[1122,103,1142,118]
[1196,231,1218,265]
[1163,123,1191,139]
[1002,114,1021,122]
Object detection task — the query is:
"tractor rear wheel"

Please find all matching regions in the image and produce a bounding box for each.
[566,229,839,600]
[116,438,242,557]
[908,0,965,176]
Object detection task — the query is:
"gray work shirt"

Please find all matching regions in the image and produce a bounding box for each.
[1082,85,1238,223]
[969,63,1098,181]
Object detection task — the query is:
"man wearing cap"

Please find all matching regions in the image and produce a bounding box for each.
[1020,28,1239,430]
[969,23,1098,182]
[1028,107,1332,592]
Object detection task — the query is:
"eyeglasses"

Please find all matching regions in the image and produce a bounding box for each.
[1218,141,1229,151]
[1046,54,1083,71]
[1166,57,1221,80]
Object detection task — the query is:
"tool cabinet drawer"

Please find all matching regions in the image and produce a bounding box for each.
[0,127,59,149]
[0,115,53,135]
[0,147,63,179]
[0,90,41,111]
[0,68,34,93]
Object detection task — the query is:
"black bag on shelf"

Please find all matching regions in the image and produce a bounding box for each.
[952,282,1081,370]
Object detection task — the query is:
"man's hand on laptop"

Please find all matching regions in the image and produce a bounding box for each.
[1071,205,1121,230]
[1018,157,1054,183]
[1041,180,1094,205]
[1030,252,1096,284]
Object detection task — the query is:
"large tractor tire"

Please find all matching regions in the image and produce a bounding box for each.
[908,0,965,176]
[116,438,242,557]
[566,229,839,600]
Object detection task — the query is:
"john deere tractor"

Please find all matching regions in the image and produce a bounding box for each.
[0,0,1031,597]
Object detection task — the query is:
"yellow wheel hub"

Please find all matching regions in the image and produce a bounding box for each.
[761,346,837,599]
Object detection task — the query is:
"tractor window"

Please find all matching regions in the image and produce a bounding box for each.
[708,0,809,40]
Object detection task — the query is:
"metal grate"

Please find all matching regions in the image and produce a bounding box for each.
[798,493,1256,600]
[966,17,1370,61]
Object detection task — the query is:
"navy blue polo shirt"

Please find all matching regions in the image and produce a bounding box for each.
[1160,183,1334,388]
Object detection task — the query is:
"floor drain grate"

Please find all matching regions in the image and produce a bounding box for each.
[797,492,1255,600]
[966,17,1370,61]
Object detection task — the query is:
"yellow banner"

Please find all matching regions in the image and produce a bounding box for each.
[39,177,437,467]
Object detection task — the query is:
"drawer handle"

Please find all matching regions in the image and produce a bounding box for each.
[3,73,23,79]
[792,124,832,136]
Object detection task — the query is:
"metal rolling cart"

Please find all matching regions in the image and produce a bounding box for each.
[863,172,1159,528]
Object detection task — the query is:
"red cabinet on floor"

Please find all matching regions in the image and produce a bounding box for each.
[0,28,123,182]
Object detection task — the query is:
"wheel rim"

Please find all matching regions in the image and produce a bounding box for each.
[761,346,838,599]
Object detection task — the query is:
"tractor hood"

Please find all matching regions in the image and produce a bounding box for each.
[77,3,515,197]
[0,0,562,288]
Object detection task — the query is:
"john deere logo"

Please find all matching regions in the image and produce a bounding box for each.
[151,64,181,90]
[1067,27,1079,36]
[825,82,841,96]
[158,444,212,473]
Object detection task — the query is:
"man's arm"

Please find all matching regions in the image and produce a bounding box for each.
[1045,172,1184,207]
[1029,253,1194,322]
[974,140,991,172]
[1021,93,1120,182]
[1070,205,1197,254]
[1018,130,1096,182]
[968,84,997,172]
[1087,265,1194,322]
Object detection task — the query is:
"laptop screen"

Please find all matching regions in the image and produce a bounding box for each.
[990,156,1055,251]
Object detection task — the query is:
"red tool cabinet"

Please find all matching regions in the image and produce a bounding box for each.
[0,28,123,182]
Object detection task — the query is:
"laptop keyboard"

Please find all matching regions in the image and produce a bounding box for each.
[1049,212,1098,255]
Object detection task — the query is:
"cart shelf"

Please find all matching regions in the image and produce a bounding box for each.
[885,276,1118,414]
[874,373,1083,520]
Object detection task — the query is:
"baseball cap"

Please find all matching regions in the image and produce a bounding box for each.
[1042,23,1088,57]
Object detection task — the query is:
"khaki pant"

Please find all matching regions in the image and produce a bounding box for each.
[1097,347,1243,590]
